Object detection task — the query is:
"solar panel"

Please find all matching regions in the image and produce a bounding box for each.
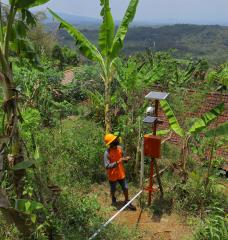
[145,91,169,100]
[143,116,157,124]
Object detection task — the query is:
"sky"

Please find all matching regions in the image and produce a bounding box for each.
[2,0,228,25]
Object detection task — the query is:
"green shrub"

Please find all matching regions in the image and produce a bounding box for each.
[52,188,140,240]
[37,118,106,187]
[63,64,103,103]
[174,170,226,213]
[54,189,102,239]
[194,206,228,240]
[0,213,20,240]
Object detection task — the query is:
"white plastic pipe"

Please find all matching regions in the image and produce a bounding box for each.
[89,190,143,240]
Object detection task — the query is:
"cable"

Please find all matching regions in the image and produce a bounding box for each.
[89,190,143,240]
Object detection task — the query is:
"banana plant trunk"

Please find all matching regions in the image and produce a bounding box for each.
[104,79,112,133]
[2,67,25,198]
[0,69,31,236]
[180,136,190,181]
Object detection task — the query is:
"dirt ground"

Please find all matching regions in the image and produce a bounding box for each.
[92,183,193,240]
[62,69,74,85]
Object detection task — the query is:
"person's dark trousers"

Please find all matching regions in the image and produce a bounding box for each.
[109,178,128,204]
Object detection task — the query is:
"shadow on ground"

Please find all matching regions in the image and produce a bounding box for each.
[151,195,174,222]
[113,200,137,211]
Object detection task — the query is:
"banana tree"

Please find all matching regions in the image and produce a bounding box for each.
[49,0,139,132]
[160,100,225,176]
[0,0,50,236]
[207,63,228,91]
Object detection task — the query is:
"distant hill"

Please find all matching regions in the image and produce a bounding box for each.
[53,23,228,64]
[44,12,228,64]
[46,11,100,27]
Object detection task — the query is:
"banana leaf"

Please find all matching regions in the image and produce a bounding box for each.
[15,199,43,214]
[0,188,33,236]
[156,129,171,136]
[205,122,228,138]
[99,0,115,56]
[160,100,184,137]
[12,161,34,171]
[188,103,224,135]
[110,0,139,58]
[48,9,102,63]
[11,0,50,9]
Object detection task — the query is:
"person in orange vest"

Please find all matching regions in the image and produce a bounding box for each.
[104,134,136,210]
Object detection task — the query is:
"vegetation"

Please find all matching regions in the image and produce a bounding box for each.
[49,0,139,132]
[0,0,227,240]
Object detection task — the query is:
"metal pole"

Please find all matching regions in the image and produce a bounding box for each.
[140,139,144,188]
[148,158,154,205]
[148,99,159,205]
[154,99,163,198]
[154,158,163,197]
[153,100,159,135]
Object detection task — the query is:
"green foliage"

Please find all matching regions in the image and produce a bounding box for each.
[205,122,228,138]
[87,90,105,123]
[188,103,224,134]
[49,0,140,131]
[21,108,41,132]
[207,62,228,90]
[0,214,20,240]
[194,206,228,240]
[115,56,156,90]
[63,64,102,103]
[51,45,79,69]
[99,0,114,56]
[54,191,101,239]
[12,160,34,170]
[53,188,140,240]
[1,1,46,63]
[14,198,45,226]
[62,46,79,66]
[136,51,209,90]
[48,9,102,62]
[28,11,57,57]
[52,44,64,63]
[175,170,226,213]
[15,199,43,214]
[160,99,184,137]
[37,118,105,186]
[13,58,74,126]
[161,142,181,160]
[12,0,50,9]
[110,0,139,58]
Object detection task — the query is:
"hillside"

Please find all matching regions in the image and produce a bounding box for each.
[55,24,228,64]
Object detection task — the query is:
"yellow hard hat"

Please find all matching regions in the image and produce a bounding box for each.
[104,134,117,146]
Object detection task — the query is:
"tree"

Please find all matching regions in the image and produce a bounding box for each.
[28,10,57,56]
[52,44,64,70]
[0,0,50,236]
[49,0,139,132]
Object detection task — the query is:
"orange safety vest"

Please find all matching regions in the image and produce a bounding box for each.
[107,146,125,181]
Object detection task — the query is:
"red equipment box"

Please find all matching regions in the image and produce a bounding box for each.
[144,134,161,158]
